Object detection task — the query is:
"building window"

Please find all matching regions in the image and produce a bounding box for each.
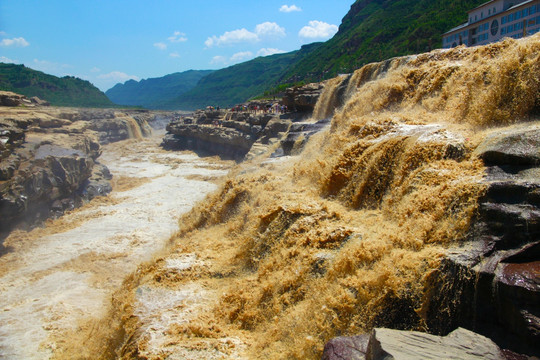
[491,19,499,36]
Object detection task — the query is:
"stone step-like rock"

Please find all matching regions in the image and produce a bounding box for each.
[322,328,507,360]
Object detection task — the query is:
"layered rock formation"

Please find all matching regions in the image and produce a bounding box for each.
[421,123,540,356]
[282,82,325,113]
[322,327,507,360]
[0,95,152,234]
[162,109,293,160]
[0,91,50,107]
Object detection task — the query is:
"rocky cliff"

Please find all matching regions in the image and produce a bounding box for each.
[161,80,348,160]
[0,92,152,235]
[420,123,540,355]
[162,108,293,160]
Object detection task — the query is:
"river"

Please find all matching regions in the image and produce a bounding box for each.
[0,132,232,359]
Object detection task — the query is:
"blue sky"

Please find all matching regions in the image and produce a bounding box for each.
[0,1,352,91]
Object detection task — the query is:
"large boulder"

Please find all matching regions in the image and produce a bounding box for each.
[163,123,255,160]
[474,123,540,165]
[0,91,27,107]
[162,109,285,160]
[322,328,505,360]
[282,82,325,113]
[322,334,370,360]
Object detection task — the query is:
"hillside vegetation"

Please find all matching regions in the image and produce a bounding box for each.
[2,0,489,109]
[282,0,487,83]
[162,43,321,110]
[105,70,214,109]
[138,0,487,109]
[0,63,115,107]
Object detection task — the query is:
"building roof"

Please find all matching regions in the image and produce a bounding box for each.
[443,22,469,35]
[469,0,498,13]
[443,0,537,36]
[507,0,535,11]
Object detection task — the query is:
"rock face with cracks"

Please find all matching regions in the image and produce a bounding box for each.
[162,109,294,160]
[420,122,540,356]
[0,98,152,233]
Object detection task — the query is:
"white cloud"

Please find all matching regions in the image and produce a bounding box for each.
[205,22,285,48]
[210,51,260,66]
[169,52,180,58]
[168,31,187,43]
[98,71,140,83]
[210,55,227,65]
[299,20,338,39]
[257,48,286,57]
[154,42,167,50]
[280,5,302,13]
[0,37,29,47]
[255,22,286,38]
[205,28,258,47]
[32,59,71,73]
[90,67,101,73]
[0,56,19,64]
[230,51,254,63]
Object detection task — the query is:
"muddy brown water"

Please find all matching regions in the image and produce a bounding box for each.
[0,134,232,359]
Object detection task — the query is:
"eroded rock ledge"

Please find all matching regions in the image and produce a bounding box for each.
[0,93,154,234]
[322,122,540,358]
[322,327,508,360]
[162,109,295,160]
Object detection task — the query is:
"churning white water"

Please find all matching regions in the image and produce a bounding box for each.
[0,133,232,359]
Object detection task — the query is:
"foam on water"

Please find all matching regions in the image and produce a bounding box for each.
[0,135,232,359]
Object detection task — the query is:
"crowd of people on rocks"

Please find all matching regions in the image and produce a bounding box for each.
[175,102,290,126]
[230,103,287,114]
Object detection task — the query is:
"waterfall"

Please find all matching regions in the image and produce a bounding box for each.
[312,75,349,121]
[92,35,539,360]
[123,115,144,140]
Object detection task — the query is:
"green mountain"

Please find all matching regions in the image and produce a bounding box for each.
[103,0,487,110]
[0,63,115,107]
[160,43,322,110]
[105,70,214,109]
[151,0,487,109]
[282,0,487,83]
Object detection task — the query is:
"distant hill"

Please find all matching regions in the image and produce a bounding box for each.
[104,0,488,110]
[105,70,214,109]
[164,43,321,110]
[0,63,115,107]
[281,0,487,83]
[138,0,487,109]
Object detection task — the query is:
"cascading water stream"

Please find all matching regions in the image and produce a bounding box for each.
[97,34,539,360]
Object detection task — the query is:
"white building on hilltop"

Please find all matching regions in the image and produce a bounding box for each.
[443,0,540,48]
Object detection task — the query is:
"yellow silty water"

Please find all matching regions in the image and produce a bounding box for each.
[82,34,539,360]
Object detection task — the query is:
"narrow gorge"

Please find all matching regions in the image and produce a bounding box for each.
[0,34,539,360]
